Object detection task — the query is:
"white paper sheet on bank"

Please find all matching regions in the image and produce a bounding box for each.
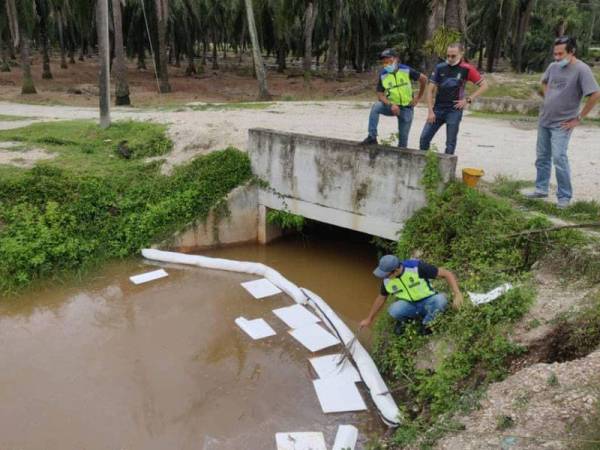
[273,304,320,329]
[241,278,282,299]
[129,269,168,285]
[235,317,276,340]
[275,432,327,450]
[309,354,361,382]
[313,377,367,413]
[332,425,359,450]
[288,323,340,352]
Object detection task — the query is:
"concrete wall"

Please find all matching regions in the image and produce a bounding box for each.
[472,97,600,119]
[165,184,259,252]
[248,128,457,241]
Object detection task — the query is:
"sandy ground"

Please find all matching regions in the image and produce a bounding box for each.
[0,100,599,202]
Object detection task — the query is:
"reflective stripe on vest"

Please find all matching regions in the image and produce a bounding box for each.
[381,70,413,106]
[384,267,435,302]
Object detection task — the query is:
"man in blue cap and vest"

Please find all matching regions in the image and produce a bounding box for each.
[360,48,427,147]
[359,255,463,335]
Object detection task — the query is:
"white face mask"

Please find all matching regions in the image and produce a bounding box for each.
[556,55,572,68]
[446,57,460,66]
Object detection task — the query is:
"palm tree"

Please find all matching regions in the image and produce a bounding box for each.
[36,0,53,79]
[111,0,131,104]
[155,0,171,92]
[325,0,343,78]
[244,0,271,100]
[6,0,37,93]
[303,0,318,83]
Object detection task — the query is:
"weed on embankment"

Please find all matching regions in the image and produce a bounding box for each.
[370,154,600,448]
[0,120,252,295]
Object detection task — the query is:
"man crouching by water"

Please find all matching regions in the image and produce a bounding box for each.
[359,255,463,335]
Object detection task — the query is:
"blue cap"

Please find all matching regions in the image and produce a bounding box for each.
[373,255,401,278]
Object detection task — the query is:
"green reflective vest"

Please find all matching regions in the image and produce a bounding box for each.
[384,267,436,302]
[381,70,413,106]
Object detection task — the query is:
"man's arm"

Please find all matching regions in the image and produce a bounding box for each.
[377,92,391,105]
[426,83,437,123]
[455,79,489,110]
[412,74,428,106]
[359,294,387,329]
[437,268,463,308]
[561,90,600,130]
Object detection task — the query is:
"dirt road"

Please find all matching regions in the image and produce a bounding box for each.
[1,100,598,201]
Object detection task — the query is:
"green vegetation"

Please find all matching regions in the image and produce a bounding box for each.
[370,178,599,448]
[490,177,600,223]
[0,120,172,177]
[0,114,32,122]
[266,210,305,232]
[0,121,252,295]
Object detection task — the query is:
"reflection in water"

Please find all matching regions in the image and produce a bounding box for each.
[0,232,386,450]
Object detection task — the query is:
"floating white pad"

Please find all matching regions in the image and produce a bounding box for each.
[469,283,513,305]
[235,317,276,340]
[275,432,327,450]
[129,269,168,285]
[312,377,367,413]
[273,304,320,329]
[332,424,359,450]
[241,278,282,299]
[309,354,361,382]
[288,323,339,352]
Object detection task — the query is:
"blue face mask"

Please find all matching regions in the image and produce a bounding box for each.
[557,56,571,68]
[384,63,398,73]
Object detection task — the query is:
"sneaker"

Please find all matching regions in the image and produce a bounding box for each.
[524,191,548,199]
[557,198,571,209]
[360,135,378,145]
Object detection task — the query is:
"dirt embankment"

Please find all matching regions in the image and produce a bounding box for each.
[435,266,600,450]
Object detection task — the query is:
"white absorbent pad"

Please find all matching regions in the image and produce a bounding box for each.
[273,304,320,329]
[275,432,327,450]
[234,317,276,340]
[288,323,340,352]
[312,377,367,413]
[241,278,283,299]
[129,269,168,285]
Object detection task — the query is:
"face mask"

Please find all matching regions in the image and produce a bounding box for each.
[557,56,571,68]
[384,63,398,73]
[446,58,460,66]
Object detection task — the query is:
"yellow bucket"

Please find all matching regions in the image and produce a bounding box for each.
[462,168,485,187]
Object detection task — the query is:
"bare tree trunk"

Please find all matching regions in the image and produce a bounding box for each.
[303,0,318,84]
[426,0,446,72]
[20,38,37,94]
[185,20,196,75]
[96,0,111,127]
[37,0,53,79]
[244,0,271,100]
[155,0,171,92]
[238,17,246,63]
[137,42,147,69]
[211,31,218,69]
[326,0,343,79]
[56,11,68,68]
[111,0,130,105]
[512,0,535,72]
[0,33,10,72]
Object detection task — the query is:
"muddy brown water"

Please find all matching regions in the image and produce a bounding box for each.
[0,235,387,450]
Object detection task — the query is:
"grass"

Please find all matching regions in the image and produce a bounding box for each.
[0,120,172,177]
[0,120,252,295]
[0,114,33,121]
[489,177,600,224]
[369,178,600,449]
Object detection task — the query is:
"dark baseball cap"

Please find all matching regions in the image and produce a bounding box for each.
[373,255,401,278]
[379,48,399,60]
